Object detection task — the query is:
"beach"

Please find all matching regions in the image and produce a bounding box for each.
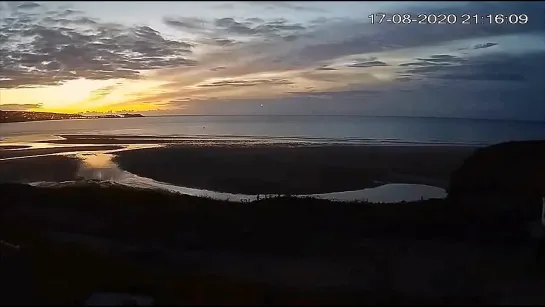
[1,114,538,196]
[113,144,475,194]
[0,134,477,194]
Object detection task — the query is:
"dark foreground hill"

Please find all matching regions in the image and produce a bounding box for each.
[1,178,545,304]
[448,140,545,221]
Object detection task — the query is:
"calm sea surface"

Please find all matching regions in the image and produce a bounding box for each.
[2,115,545,146]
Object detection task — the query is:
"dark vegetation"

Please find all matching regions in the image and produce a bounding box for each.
[0,110,144,123]
[1,183,454,305]
[0,110,85,123]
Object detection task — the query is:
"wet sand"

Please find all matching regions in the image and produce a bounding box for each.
[0,145,31,150]
[0,145,123,159]
[0,155,80,183]
[41,136,182,145]
[114,144,477,194]
[0,133,477,195]
[41,134,340,146]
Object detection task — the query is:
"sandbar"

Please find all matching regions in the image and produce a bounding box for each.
[0,145,123,159]
[114,144,476,194]
[0,145,31,150]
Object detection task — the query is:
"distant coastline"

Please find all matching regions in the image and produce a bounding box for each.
[0,110,144,123]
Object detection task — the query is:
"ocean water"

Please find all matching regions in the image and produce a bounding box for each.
[1,115,545,145]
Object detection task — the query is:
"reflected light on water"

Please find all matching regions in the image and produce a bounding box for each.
[80,153,116,168]
[76,153,127,181]
[0,134,65,144]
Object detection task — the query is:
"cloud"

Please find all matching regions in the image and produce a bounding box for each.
[157,1,544,86]
[245,1,325,12]
[214,17,305,38]
[415,55,465,64]
[399,54,466,74]
[214,17,256,36]
[436,73,526,82]
[246,17,265,24]
[401,51,545,83]
[299,69,379,84]
[473,42,498,50]
[163,16,208,31]
[316,66,337,71]
[55,9,83,18]
[198,78,293,88]
[213,3,236,10]
[83,83,123,103]
[289,89,381,97]
[0,4,196,88]
[347,60,388,68]
[16,2,40,9]
[196,37,238,47]
[395,76,413,82]
[0,103,43,110]
[164,15,306,41]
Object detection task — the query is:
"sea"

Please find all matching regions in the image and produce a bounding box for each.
[1,115,545,146]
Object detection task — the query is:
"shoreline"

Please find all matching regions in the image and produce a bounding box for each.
[26,134,489,147]
[0,135,477,195]
[0,145,124,159]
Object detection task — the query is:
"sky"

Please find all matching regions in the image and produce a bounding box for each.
[0,1,544,120]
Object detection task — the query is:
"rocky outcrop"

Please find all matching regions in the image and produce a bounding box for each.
[448,141,545,222]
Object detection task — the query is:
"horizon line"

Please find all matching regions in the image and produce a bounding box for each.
[1,110,543,123]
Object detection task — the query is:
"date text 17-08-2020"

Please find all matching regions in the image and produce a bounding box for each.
[368,13,528,25]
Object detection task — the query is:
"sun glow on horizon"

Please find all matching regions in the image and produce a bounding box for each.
[1,78,172,114]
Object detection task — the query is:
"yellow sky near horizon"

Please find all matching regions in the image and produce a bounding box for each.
[0,65,396,114]
[1,78,171,113]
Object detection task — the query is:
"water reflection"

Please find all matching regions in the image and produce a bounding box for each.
[76,153,127,181]
[0,134,65,144]
[73,152,446,203]
[315,184,446,203]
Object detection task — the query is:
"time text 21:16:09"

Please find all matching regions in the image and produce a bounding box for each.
[368,13,528,25]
